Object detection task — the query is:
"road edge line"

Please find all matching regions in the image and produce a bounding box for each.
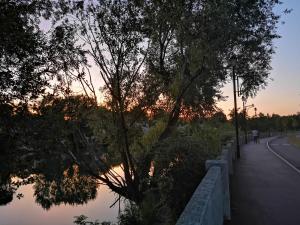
[266,138,300,176]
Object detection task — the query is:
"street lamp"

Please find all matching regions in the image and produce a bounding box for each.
[242,96,254,144]
[231,59,240,158]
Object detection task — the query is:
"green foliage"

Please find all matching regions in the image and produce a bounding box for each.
[31,95,96,153]
[0,94,99,156]
[141,121,167,149]
[189,124,221,155]
[153,135,210,222]
[131,119,167,156]
[0,0,89,103]
[0,0,49,102]
[118,203,142,225]
[118,121,234,224]
[74,119,235,225]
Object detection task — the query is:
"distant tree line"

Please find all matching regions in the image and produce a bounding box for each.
[229,109,300,135]
[248,113,300,133]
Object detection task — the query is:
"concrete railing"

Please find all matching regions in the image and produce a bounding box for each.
[176,140,237,225]
[176,133,281,225]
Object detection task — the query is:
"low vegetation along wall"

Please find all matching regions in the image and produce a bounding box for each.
[176,138,239,225]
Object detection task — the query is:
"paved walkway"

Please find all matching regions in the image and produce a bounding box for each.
[229,137,300,225]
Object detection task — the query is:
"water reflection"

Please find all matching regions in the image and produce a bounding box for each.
[0,172,14,206]
[34,165,98,210]
[0,152,120,225]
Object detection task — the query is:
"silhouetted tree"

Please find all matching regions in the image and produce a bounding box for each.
[0,0,51,102]
[49,0,283,215]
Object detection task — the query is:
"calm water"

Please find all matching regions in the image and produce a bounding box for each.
[0,152,123,225]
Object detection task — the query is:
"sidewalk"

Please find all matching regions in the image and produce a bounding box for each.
[228,137,300,225]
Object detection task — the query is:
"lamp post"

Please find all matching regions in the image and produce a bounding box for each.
[242,96,254,144]
[232,65,240,158]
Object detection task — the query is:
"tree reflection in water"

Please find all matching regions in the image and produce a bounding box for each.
[0,173,14,206]
[34,165,98,210]
[0,158,18,206]
[0,152,99,210]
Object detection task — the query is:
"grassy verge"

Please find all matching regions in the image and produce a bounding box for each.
[287,133,300,149]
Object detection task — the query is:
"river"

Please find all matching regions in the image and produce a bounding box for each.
[0,152,123,225]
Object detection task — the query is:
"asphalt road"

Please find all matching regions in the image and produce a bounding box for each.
[229,137,300,225]
[269,135,300,170]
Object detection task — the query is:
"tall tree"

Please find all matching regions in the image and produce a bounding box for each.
[225,0,282,97]
[0,0,50,102]
[0,0,89,103]
[52,0,153,203]
[51,0,282,207]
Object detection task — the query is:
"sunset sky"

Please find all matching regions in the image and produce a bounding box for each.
[60,0,300,116]
[218,0,300,116]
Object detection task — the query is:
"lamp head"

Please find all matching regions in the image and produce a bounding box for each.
[241,96,247,103]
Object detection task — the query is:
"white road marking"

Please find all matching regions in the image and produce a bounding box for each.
[270,143,290,146]
[267,139,300,176]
